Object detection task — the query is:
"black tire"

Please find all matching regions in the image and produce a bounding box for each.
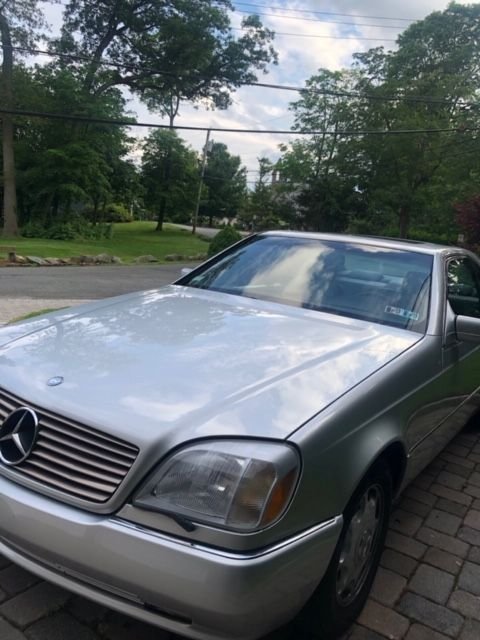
[294,461,392,640]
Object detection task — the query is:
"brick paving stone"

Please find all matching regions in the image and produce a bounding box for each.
[25,612,98,640]
[468,452,480,464]
[423,548,463,575]
[444,464,471,479]
[448,589,480,621]
[416,527,469,558]
[0,582,70,628]
[458,526,480,546]
[390,509,423,537]
[413,472,436,491]
[99,613,171,640]
[381,549,418,579]
[396,593,464,637]
[408,564,455,605]
[358,600,409,640]
[397,497,431,519]
[469,472,480,487]
[473,498,480,510]
[429,484,472,506]
[405,623,450,640]
[467,546,480,564]
[455,435,477,448]
[425,459,446,474]
[404,487,437,507]
[67,596,109,625]
[424,509,462,536]
[458,561,480,597]
[440,453,475,470]
[0,566,39,597]
[435,498,469,518]
[446,444,471,458]
[436,471,466,491]
[0,618,28,640]
[370,567,407,606]
[347,625,386,640]
[386,531,427,560]
[460,619,480,640]
[464,509,480,531]
[464,484,480,499]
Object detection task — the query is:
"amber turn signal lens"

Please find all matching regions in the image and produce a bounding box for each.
[261,469,298,527]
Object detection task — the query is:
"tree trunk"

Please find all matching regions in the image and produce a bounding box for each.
[0,12,18,236]
[398,205,410,239]
[156,143,172,232]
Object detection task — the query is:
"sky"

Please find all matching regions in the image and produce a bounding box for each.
[39,0,472,179]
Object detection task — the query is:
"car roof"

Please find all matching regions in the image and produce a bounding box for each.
[261,231,460,256]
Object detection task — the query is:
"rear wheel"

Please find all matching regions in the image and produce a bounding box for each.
[295,462,392,639]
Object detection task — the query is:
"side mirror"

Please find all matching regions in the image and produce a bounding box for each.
[456,315,480,343]
[180,267,193,277]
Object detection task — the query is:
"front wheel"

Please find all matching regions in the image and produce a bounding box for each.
[295,461,392,640]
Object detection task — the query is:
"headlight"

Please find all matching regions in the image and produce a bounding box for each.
[133,440,300,532]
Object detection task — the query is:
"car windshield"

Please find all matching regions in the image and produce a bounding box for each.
[180,235,434,333]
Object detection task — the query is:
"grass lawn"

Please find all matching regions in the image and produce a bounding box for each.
[0,222,209,264]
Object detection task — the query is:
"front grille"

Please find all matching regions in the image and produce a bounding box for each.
[0,389,139,503]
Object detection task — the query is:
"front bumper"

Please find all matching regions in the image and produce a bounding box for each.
[0,475,342,640]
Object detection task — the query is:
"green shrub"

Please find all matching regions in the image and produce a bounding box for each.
[207,226,243,257]
[21,216,113,241]
[103,203,133,223]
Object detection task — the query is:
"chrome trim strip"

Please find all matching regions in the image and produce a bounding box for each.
[111,515,343,560]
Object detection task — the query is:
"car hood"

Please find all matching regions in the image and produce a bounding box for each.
[0,286,419,450]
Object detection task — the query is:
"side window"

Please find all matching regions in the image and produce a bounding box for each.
[447,258,480,318]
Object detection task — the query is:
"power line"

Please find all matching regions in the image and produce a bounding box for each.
[233,27,396,41]
[234,8,406,29]
[13,46,476,109]
[233,2,416,22]
[39,0,417,23]
[2,107,478,137]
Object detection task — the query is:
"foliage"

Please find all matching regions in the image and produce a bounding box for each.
[11,64,139,227]
[56,0,276,124]
[207,226,242,257]
[141,129,199,231]
[0,0,49,235]
[102,203,133,223]
[21,215,113,240]
[454,195,480,247]
[202,142,247,227]
[273,3,480,238]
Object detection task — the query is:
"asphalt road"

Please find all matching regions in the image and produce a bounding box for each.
[0,263,195,299]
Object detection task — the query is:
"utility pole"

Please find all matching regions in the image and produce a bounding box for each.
[192,128,211,235]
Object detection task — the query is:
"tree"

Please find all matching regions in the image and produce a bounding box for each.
[202,142,247,227]
[54,1,276,233]
[13,64,134,226]
[278,3,480,238]
[455,195,480,248]
[352,3,480,237]
[275,70,361,232]
[141,129,198,230]
[57,0,277,125]
[0,0,46,235]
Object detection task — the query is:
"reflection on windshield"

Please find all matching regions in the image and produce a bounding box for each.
[180,236,433,333]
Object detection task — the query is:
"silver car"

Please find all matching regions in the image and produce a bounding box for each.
[0,232,479,640]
